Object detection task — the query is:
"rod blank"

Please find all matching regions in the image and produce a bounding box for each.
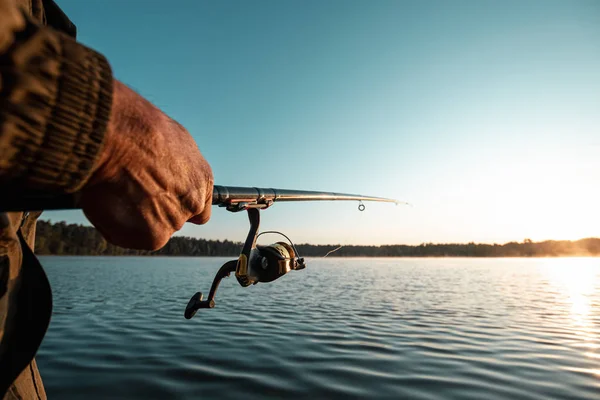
[0,185,403,212]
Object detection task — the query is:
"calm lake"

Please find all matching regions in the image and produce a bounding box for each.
[36,257,599,399]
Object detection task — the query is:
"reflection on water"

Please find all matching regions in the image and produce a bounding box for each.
[540,259,599,379]
[542,259,596,323]
[37,257,600,399]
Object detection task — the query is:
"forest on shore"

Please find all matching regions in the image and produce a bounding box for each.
[35,220,600,257]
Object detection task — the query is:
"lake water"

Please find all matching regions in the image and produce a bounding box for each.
[36,257,600,399]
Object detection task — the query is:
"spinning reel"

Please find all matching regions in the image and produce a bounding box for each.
[184,208,305,319]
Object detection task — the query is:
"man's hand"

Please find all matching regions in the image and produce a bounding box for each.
[80,80,213,250]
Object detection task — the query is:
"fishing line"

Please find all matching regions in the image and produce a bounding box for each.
[324,246,343,258]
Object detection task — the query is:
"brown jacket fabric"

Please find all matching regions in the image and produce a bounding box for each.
[0,0,113,398]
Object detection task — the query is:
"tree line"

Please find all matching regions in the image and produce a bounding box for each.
[35,220,600,257]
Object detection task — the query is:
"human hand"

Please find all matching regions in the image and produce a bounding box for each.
[80,80,213,250]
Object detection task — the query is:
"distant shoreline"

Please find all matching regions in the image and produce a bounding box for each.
[35,220,600,258]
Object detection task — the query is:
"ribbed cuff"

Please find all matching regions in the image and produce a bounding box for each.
[33,34,113,192]
[0,19,113,193]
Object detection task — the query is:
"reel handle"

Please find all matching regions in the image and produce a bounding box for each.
[184,260,237,319]
[184,292,215,319]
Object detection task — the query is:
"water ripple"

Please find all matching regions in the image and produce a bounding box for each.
[35,256,600,399]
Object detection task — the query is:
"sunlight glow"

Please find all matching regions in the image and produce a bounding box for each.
[540,259,600,364]
[542,259,597,324]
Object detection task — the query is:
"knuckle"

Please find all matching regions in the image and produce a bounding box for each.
[197,212,211,225]
[146,230,171,251]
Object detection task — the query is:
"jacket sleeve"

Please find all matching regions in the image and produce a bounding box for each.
[0,0,113,194]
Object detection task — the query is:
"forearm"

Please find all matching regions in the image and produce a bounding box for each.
[0,0,113,194]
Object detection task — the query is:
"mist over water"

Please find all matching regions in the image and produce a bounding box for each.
[37,257,600,399]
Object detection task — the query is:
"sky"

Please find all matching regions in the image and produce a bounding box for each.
[46,0,600,246]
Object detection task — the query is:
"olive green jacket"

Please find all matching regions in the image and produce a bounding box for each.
[0,1,113,398]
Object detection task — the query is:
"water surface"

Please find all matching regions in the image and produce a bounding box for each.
[37,257,600,399]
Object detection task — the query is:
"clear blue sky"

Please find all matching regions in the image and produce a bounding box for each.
[46,0,600,245]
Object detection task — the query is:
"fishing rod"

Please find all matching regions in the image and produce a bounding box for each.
[185,186,403,319]
[0,185,405,319]
[0,185,403,211]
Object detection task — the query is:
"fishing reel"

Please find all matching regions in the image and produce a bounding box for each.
[184,208,305,319]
